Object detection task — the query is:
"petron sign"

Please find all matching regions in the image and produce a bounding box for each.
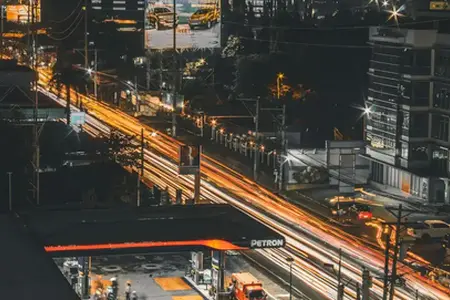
[250,239,285,249]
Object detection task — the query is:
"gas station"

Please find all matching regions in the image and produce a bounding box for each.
[2,204,285,300]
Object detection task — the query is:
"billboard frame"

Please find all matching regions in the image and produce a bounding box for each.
[144,0,222,50]
[178,144,201,175]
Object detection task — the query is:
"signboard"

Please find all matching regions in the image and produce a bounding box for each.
[249,239,285,249]
[211,250,220,269]
[161,91,184,110]
[178,145,200,175]
[144,0,221,49]
[6,4,41,23]
[430,1,450,10]
[71,112,86,125]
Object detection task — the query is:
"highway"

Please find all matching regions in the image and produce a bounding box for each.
[37,67,450,300]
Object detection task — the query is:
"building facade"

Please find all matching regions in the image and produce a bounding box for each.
[364,26,450,203]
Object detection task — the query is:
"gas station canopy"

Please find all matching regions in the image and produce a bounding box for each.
[18,204,286,256]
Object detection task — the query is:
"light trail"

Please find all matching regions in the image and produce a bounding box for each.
[37,68,450,300]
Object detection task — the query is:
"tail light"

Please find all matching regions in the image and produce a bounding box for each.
[358,211,372,220]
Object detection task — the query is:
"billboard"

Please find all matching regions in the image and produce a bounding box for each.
[161,91,184,110]
[6,4,41,23]
[144,0,221,49]
[179,145,201,174]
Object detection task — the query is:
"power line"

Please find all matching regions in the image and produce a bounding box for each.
[49,0,83,23]
[50,8,84,35]
[48,14,84,41]
[222,17,450,31]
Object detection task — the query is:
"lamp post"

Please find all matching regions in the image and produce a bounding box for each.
[363,106,371,141]
[277,73,284,100]
[286,256,294,300]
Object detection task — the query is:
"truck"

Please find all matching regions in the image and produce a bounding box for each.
[231,272,267,300]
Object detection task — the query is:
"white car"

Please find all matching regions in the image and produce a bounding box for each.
[407,220,450,240]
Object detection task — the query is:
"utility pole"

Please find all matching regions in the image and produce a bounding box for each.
[337,248,343,300]
[134,75,139,112]
[382,226,391,300]
[194,145,202,203]
[136,128,144,207]
[7,172,12,212]
[171,0,177,137]
[31,0,40,206]
[94,48,98,99]
[146,51,151,90]
[1,5,4,57]
[279,104,286,191]
[362,267,372,300]
[389,204,402,300]
[84,0,88,69]
[253,98,260,181]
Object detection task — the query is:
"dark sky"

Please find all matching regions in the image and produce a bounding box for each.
[41,0,82,23]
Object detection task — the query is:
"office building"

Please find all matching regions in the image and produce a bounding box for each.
[364,26,450,203]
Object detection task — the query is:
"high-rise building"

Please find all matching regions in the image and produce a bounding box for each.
[364,26,450,203]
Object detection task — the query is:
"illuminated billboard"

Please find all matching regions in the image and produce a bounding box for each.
[6,4,41,23]
[144,0,221,49]
[179,145,200,174]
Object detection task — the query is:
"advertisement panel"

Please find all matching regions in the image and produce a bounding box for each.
[179,145,200,174]
[161,91,184,110]
[6,4,41,23]
[144,0,221,49]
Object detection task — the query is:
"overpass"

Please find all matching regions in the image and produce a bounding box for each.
[2,204,285,299]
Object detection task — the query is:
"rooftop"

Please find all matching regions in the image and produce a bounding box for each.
[0,215,80,300]
[18,204,285,256]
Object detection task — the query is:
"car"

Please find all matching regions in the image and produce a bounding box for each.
[188,8,219,30]
[147,6,178,30]
[406,220,450,241]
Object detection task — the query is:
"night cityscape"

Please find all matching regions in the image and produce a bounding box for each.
[1,0,450,299]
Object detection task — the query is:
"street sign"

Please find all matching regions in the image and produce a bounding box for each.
[71,112,86,125]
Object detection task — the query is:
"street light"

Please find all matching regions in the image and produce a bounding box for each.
[363,106,372,141]
[286,257,294,300]
[277,73,285,100]
[86,68,93,75]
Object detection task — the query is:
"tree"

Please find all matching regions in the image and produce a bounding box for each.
[51,48,78,125]
[99,130,140,168]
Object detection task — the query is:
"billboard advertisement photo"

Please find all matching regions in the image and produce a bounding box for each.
[144,0,221,49]
[179,145,201,174]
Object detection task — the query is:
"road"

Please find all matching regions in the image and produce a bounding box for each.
[37,67,450,300]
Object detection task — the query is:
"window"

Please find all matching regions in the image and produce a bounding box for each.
[411,82,429,106]
[371,161,384,183]
[401,143,409,159]
[410,113,429,138]
[431,223,450,229]
[433,85,450,110]
[411,145,428,161]
[431,114,449,141]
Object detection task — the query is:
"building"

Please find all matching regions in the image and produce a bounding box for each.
[364,26,450,203]
[90,0,145,30]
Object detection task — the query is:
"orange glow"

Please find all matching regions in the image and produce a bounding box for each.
[103,19,137,25]
[6,4,41,23]
[44,239,246,252]
[2,32,25,38]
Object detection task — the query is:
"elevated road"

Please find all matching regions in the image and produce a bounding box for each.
[37,67,450,300]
